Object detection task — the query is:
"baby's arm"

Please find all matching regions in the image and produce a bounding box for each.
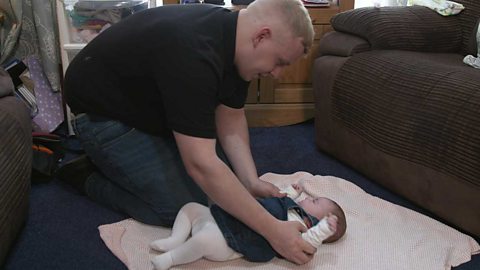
[280,183,303,199]
[302,214,337,248]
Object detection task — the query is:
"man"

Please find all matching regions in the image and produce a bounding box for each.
[61,0,315,264]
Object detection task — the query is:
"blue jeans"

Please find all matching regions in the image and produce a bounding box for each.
[73,113,224,226]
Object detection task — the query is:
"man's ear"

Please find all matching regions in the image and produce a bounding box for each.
[252,27,271,48]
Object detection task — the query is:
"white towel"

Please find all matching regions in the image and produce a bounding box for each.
[99,172,480,270]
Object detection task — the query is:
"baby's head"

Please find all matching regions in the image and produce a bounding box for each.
[298,197,346,243]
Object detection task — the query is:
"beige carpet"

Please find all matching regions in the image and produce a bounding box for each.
[99,172,480,270]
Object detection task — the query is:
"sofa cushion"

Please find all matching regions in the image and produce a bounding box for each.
[330,50,480,188]
[331,6,462,53]
[313,50,480,236]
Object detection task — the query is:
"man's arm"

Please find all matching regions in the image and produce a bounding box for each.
[172,106,316,264]
[215,104,281,198]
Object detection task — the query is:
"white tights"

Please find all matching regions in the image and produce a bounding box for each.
[150,191,334,269]
[150,202,241,270]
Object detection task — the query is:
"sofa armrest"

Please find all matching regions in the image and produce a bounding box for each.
[0,96,31,265]
[331,6,462,53]
[318,31,371,57]
[0,67,14,98]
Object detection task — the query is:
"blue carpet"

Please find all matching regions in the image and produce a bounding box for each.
[4,120,479,269]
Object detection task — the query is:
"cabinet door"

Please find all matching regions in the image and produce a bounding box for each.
[245,79,259,104]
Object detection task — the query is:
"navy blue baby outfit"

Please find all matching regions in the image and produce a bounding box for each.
[210,197,319,262]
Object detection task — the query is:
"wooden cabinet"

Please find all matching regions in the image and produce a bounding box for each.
[244,0,354,127]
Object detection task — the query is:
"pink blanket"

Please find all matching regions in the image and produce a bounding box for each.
[99,172,480,270]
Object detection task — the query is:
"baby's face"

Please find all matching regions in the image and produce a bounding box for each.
[297,197,334,220]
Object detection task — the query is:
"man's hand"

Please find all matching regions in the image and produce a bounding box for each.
[265,220,316,264]
[248,179,285,198]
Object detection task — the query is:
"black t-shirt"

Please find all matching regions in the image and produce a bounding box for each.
[64,4,249,138]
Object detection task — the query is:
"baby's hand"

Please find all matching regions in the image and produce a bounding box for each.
[291,183,304,193]
[326,214,338,233]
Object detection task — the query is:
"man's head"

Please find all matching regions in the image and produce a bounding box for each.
[298,197,347,243]
[235,0,314,81]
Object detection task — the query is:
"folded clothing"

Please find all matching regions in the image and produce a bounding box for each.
[407,0,464,16]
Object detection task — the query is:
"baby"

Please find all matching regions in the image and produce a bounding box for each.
[150,183,347,269]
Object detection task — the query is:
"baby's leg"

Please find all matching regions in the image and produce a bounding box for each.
[151,212,240,270]
[150,202,209,252]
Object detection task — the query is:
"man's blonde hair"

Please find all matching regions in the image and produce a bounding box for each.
[246,0,314,54]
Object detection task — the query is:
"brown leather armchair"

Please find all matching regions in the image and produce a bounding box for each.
[313,1,480,237]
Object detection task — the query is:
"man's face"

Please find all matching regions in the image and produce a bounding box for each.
[238,30,305,81]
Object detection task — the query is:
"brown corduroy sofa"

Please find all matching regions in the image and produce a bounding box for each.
[0,68,31,265]
[313,1,480,237]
